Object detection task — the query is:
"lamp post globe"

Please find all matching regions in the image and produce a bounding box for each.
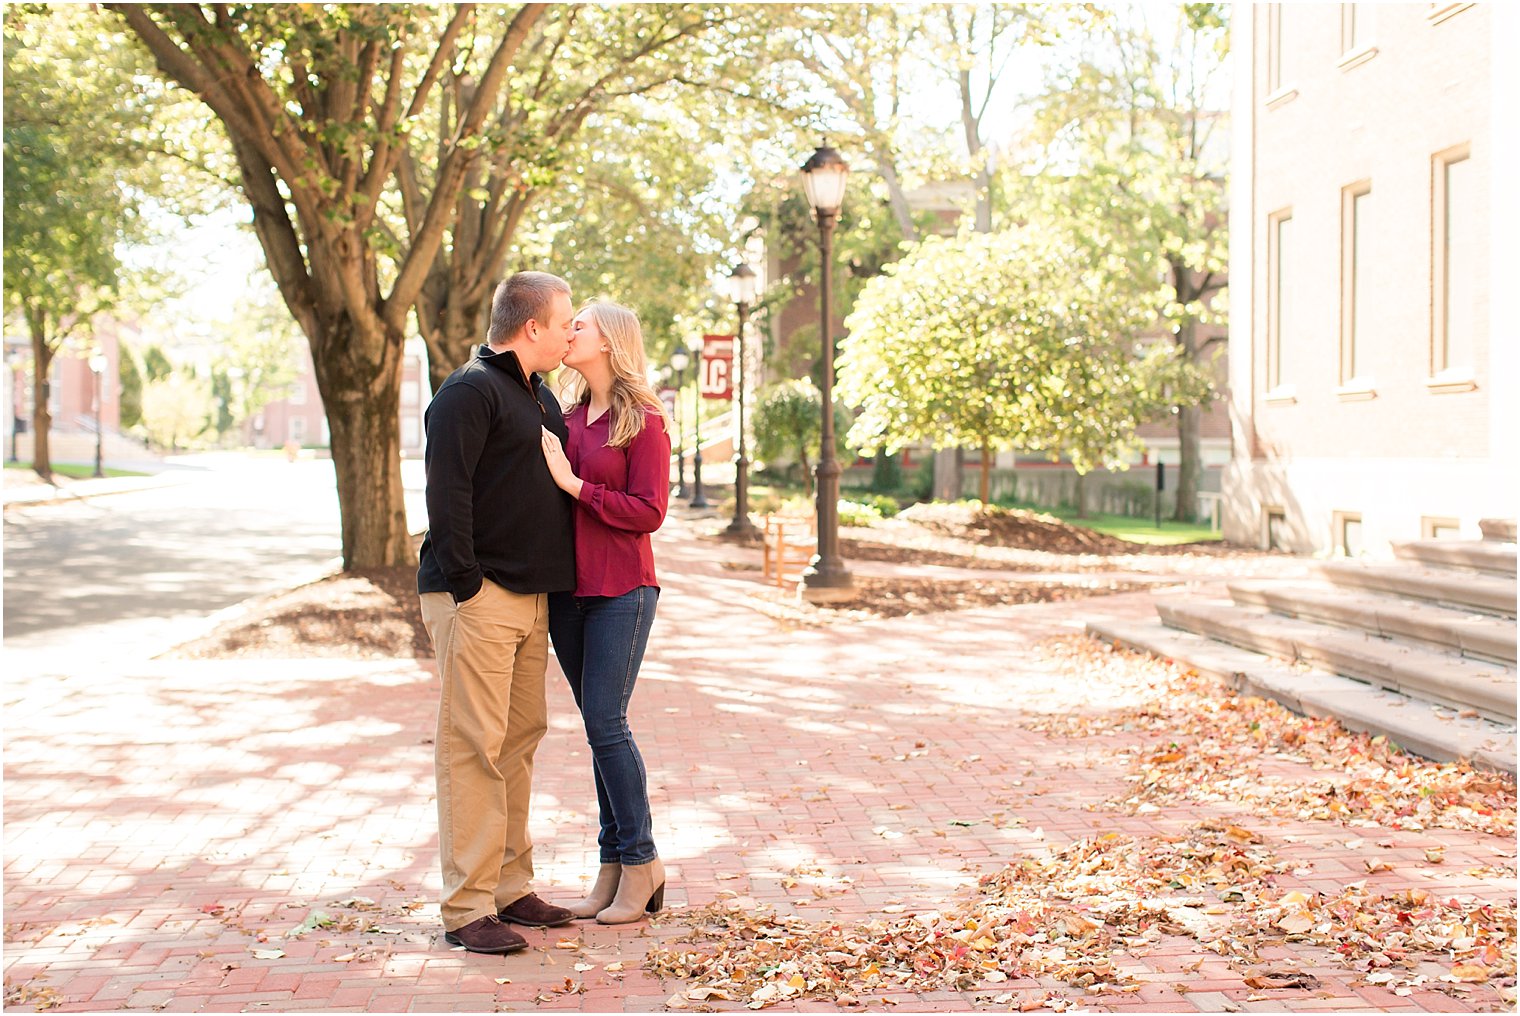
[725,263,760,537]
[798,144,853,601]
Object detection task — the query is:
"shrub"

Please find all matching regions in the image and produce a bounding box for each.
[837,499,884,527]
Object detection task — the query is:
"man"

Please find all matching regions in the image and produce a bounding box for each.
[417,271,578,954]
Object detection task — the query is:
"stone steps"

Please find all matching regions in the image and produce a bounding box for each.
[1091,524,1517,770]
[1227,580,1516,665]
[1086,618,1516,773]
[1481,519,1517,542]
[1156,599,1516,724]
[1392,539,1516,577]
[1314,560,1516,618]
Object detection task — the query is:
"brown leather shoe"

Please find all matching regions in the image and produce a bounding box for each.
[443,914,528,954]
[498,892,574,928]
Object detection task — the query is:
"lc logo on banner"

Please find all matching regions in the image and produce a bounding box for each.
[699,334,734,401]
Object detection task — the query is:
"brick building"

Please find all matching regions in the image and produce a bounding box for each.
[4,320,129,466]
[1224,2,1515,554]
[250,338,430,457]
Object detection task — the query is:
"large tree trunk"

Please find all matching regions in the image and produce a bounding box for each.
[26,309,53,483]
[312,319,411,570]
[419,282,490,396]
[415,186,535,394]
[1172,287,1202,522]
[1174,404,1202,523]
[932,448,961,502]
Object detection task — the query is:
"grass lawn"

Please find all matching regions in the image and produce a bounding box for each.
[748,478,1223,546]
[1011,504,1222,545]
[5,461,148,480]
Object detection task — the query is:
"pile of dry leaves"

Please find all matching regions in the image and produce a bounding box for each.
[1025,636,1516,838]
[646,636,1516,1010]
[647,819,1514,1008]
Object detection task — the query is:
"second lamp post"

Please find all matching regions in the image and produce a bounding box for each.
[798,144,853,601]
[684,336,709,508]
[724,263,759,537]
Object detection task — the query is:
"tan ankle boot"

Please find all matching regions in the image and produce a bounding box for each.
[595,857,665,924]
[565,863,620,919]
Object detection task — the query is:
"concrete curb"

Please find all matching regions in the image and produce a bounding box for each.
[2,470,190,508]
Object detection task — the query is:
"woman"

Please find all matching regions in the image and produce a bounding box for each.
[539,300,672,925]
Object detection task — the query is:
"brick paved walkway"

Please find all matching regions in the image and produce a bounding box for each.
[4,513,1513,1013]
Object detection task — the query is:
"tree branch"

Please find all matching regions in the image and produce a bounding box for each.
[385,3,545,331]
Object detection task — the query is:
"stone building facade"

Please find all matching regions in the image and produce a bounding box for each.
[1225,2,1515,553]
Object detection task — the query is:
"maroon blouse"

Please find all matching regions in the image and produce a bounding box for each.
[564,404,671,597]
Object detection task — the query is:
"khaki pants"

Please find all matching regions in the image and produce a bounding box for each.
[419,582,549,931]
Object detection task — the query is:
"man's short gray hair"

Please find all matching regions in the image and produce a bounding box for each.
[487,271,571,345]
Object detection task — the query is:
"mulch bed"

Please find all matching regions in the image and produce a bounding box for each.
[894,501,1243,556]
[747,576,1157,623]
[839,536,1060,571]
[168,507,1232,660]
[170,564,430,660]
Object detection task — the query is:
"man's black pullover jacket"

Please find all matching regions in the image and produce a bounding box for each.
[417,344,575,602]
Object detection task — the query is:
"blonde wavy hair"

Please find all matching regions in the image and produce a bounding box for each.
[558,300,673,449]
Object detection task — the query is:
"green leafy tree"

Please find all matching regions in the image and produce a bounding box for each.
[207,284,304,442]
[3,6,157,481]
[140,344,173,383]
[118,345,145,430]
[1012,2,1230,519]
[753,379,854,497]
[139,371,212,452]
[112,3,797,567]
[111,3,548,568]
[838,228,1209,505]
[509,93,736,372]
[407,4,785,393]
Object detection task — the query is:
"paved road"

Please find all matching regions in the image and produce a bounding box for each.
[2,453,426,666]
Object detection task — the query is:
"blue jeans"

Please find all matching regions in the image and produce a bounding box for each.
[548,586,659,865]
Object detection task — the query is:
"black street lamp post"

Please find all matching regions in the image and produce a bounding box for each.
[686,336,709,508]
[668,353,689,498]
[725,263,759,537]
[798,144,854,601]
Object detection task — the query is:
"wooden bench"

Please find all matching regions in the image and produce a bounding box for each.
[761,514,817,587]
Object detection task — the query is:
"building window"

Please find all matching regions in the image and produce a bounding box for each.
[1265,507,1288,551]
[1342,5,1360,50]
[401,378,419,407]
[1342,5,1374,52]
[1432,147,1475,381]
[287,380,307,406]
[1334,511,1363,557]
[1339,5,1377,67]
[1422,516,1461,539]
[1267,210,1295,395]
[402,416,420,449]
[288,416,306,443]
[1339,182,1373,389]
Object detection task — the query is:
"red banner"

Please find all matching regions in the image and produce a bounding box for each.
[699,334,734,401]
